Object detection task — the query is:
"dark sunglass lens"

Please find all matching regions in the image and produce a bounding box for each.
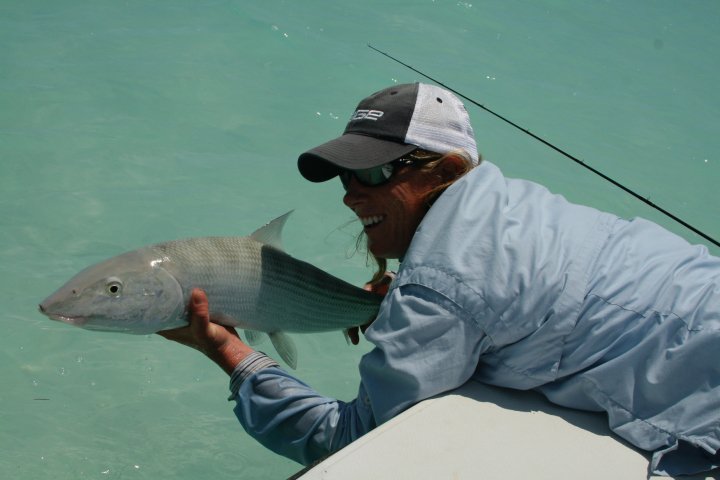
[340,162,397,189]
[356,164,394,186]
[339,171,352,189]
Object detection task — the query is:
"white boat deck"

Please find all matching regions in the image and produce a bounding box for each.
[293,380,718,480]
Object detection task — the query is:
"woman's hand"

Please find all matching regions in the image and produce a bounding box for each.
[158,288,255,375]
[346,272,395,345]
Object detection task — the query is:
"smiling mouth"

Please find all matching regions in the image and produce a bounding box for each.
[360,215,385,228]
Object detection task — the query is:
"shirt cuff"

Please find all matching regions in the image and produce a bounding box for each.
[227,351,280,401]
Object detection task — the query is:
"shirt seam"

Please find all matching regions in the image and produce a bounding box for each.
[585,293,704,332]
[394,265,498,347]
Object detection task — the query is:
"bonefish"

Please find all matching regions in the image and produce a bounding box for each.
[38,212,383,368]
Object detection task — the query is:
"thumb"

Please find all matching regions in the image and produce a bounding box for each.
[189,288,210,328]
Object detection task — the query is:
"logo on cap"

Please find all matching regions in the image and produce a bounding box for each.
[350,109,384,121]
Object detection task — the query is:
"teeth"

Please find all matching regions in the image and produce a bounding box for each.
[361,215,384,227]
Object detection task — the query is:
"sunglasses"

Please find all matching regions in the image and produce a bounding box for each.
[339,156,420,190]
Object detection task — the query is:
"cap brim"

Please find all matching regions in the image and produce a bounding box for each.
[298,133,417,182]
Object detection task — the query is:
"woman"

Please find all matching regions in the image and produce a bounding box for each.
[160,83,720,476]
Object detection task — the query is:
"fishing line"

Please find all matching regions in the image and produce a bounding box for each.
[368,44,720,248]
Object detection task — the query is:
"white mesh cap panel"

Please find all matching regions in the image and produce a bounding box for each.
[404,83,478,164]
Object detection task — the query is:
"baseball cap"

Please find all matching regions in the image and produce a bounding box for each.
[297,82,478,182]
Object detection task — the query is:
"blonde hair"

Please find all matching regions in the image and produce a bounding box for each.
[364,149,479,285]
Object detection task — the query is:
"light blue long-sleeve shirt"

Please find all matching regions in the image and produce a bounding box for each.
[231,161,720,476]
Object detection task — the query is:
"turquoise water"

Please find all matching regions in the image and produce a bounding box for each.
[1,1,718,478]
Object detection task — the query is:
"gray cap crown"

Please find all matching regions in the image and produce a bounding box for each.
[298,83,478,182]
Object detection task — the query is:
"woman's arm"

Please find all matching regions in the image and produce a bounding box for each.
[158,288,378,465]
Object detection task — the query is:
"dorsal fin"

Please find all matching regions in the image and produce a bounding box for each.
[249,211,293,251]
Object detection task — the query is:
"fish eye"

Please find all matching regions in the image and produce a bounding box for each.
[106,279,123,297]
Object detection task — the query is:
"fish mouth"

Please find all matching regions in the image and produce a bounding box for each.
[38,304,87,326]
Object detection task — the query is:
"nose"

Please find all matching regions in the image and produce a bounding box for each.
[342,176,366,210]
[38,303,45,313]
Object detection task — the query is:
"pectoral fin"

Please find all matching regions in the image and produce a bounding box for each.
[243,330,266,346]
[269,331,298,370]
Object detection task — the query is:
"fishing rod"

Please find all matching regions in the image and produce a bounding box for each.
[368,44,720,249]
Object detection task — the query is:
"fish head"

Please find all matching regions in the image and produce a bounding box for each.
[39,249,185,334]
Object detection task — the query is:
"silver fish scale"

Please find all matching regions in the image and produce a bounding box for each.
[151,236,381,333]
[256,246,381,332]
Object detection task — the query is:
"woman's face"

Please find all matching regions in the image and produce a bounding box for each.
[342,163,440,259]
